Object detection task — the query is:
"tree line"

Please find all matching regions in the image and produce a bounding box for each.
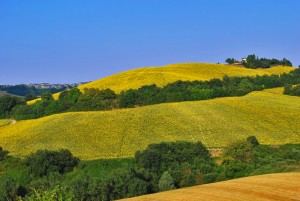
[225,54,293,68]
[1,137,300,200]
[1,68,300,120]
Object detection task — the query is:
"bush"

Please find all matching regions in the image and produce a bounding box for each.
[158,171,175,192]
[0,146,9,161]
[24,149,79,177]
[135,141,210,174]
[246,136,260,147]
[283,148,300,161]
[223,140,254,162]
[0,176,21,201]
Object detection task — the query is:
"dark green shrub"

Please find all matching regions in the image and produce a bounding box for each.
[24,149,79,177]
[0,146,9,161]
[246,136,260,147]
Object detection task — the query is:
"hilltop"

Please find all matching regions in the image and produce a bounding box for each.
[1,88,300,159]
[27,63,294,104]
[77,63,293,93]
[121,172,300,201]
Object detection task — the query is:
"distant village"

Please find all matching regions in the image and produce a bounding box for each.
[0,82,89,89]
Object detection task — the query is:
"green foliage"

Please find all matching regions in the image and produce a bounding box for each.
[24,149,79,177]
[76,158,135,179]
[246,136,260,147]
[223,160,251,179]
[41,92,54,101]
[25,185,74,201]
[1,141,300,200]
[0,95,25,118]
[225,58,235,64]
[110,169,148,199]
[158,171,175,192]
[58,88,82,111]
[27,172,63,194]
[223,141,254,162]
[74,88,117,111]
[283,148,300,161]
[25,94,36,101]
[0,146,9,161]
[135,141,210,174]
[0,176,21,201]
[242,54,293,68]
[119,89,138,108]
[284,83,300,96]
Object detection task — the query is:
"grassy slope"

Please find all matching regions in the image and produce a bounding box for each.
[121,172,300,201]
[27,63,294,103]
[1,88,300,159]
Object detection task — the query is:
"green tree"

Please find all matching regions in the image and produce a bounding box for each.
[58,88,82,111]
[0,95,25,118]
[41,92,54,101]
[223,140,254,162]
[283,84,293,95]
[158,171,175,192]
[246,136,260,147]
[25,149,79,177]
[119,89,138,108]
[225,58,235,64]
[25,94,37,101]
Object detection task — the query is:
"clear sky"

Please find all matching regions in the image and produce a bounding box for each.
[0,0,299,84]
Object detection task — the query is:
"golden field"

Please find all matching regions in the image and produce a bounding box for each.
[120,172,300,201]
[27,63,294,104]
[0,119,12,127]
[2,88,300,159]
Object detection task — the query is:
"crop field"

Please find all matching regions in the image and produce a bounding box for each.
[77,63,293,93]
[0,119,12,127]
[121,172,300,201]
[27,63,294,104]
[2,88,300,159]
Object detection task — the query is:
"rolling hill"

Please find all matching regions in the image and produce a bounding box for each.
[1,88,300,159]
[27,63,294,104]
[120,172,300,201]
[77,63,294,93]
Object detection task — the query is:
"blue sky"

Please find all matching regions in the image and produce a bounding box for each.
[0,0,299,84]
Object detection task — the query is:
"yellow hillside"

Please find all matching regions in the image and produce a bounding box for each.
[0,119,12,127]
[2,88,300,160]
[120,172,300,201]
[27,63,294,104]
[77,63,294,93]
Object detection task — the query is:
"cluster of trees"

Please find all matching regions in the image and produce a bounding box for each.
[1,137,300,200]
[6,68,300,120]
[284,84,300,96]
[0,95,25,118]
[225,54,293,68]
[0,149,79,200]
